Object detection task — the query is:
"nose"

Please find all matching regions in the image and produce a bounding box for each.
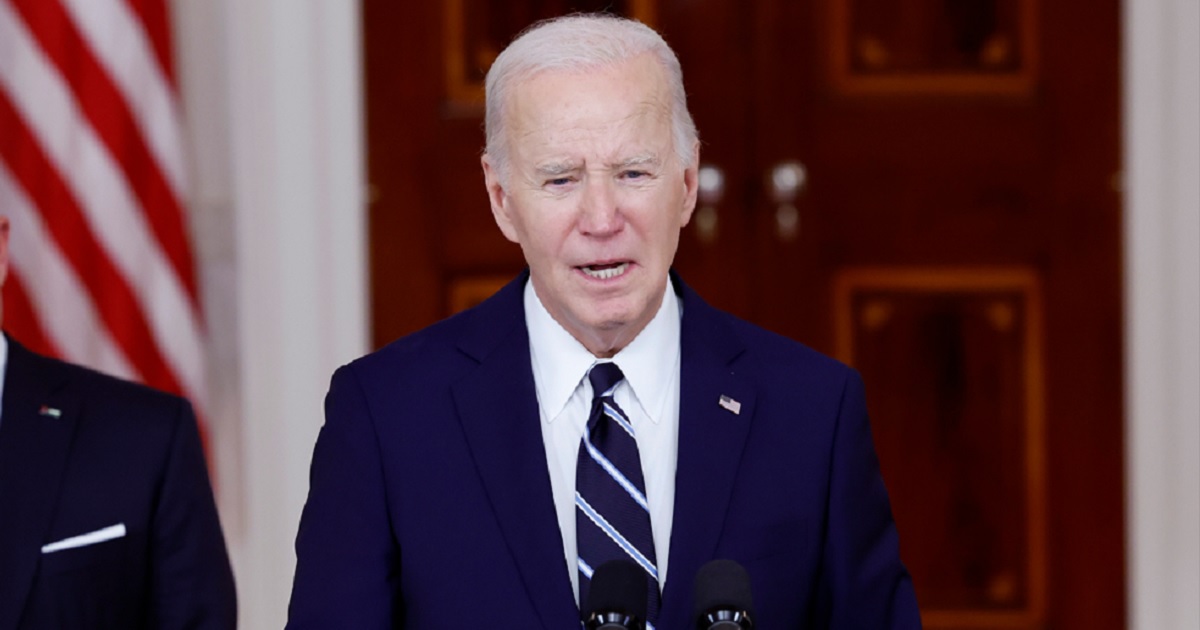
[578,177,623,236]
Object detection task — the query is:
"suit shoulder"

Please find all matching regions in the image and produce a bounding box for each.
[343,306,478,381]
[16,350,196,451]
[37,353,188,412]
[335,275,526,389]
[722,311,852,377]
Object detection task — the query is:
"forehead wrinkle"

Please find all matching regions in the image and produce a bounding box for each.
[588,105,673,171]
[506,71,676,178]
[525,95,670,146]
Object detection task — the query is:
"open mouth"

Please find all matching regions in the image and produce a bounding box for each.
[579,262,630,280]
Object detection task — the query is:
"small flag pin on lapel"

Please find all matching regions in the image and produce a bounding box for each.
[39,405,62,419]
[718,395,742,415]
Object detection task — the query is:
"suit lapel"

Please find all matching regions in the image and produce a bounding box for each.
[0,338,80,630]
[448,274,757,628]
[450,276,579,629]
[659,281,756,628]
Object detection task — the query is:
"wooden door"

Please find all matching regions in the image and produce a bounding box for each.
[363,0,756,343]
[363,1,1123,627]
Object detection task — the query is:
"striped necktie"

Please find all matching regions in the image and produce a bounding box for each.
[575,362,660,625]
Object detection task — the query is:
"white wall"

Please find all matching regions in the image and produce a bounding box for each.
[171,1,366,628]
[1124,0,1200,628]
[170,1,1199,628]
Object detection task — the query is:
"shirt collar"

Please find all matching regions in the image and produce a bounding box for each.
[526,282,598,422]
[525,277,681,424]
[0,334,9,425]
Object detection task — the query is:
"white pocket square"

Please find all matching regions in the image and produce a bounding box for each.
[41,523,126,554]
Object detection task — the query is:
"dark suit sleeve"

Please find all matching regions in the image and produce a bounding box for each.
[815,370,922,628]
[149,397,238,629]
[287,365,401,628]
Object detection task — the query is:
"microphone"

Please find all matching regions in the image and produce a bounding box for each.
[693,559,755,630]
[583,560,649,630]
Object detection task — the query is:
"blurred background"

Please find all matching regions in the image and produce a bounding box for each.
[1,0,1196,628]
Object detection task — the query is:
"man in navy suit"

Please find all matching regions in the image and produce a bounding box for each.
[0,215,236,628]
[289,14,919,628]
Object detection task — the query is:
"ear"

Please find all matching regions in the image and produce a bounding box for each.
[482,154,520,244]
[678,141,700,227]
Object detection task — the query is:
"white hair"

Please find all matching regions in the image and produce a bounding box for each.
[484,14,699,184]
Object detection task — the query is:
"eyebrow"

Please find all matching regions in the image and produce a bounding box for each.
[532,154,663,178]
[534,161,581,177]
[612,154,661,170]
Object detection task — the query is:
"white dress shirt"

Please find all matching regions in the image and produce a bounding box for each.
[524,278,681,604]
[0,334,8,428]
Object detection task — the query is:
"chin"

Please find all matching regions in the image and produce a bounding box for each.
[590,316,634,333]
[584,299,639,325]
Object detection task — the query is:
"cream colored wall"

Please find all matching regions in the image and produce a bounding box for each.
[170,1,1198,628]
[1124,0,1200,628]
[171,1,366,628]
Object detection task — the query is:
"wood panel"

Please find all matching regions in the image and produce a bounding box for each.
[830,0,1037,95]
[835,268,1047,628]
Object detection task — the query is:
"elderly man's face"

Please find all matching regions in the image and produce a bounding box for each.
[483,53,698,356]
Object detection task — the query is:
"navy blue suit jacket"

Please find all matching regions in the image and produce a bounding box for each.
[288,273,919,628]
[0,337,236,629]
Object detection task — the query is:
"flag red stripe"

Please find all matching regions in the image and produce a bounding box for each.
[120,0,175,88]
[0,91,183,396]
[1,271,62,358]
[9,0,199,306]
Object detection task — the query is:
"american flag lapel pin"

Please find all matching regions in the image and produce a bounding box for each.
[39,405,62,419]
[718,395,741,415]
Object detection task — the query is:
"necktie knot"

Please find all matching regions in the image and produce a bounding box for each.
[589,362,624,399]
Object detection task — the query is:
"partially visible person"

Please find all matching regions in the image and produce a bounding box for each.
[289,14,918,628]
[0,215,237,629]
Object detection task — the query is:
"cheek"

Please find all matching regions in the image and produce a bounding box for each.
[515,212,576,261]
[647,196,688,242]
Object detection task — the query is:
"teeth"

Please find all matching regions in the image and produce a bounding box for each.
[582,263,629,280]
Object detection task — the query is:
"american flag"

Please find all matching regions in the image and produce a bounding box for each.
[0,0,205,416]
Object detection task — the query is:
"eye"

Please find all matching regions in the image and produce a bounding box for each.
[622,170,649,180]
[545,177,574,187]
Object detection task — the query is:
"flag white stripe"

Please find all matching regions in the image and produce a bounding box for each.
[1,162,136,381]
[58,0,186,196]
[0,1,205,408]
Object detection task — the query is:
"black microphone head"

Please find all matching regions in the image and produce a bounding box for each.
[584,560,648,627]
[693,559,755,629]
